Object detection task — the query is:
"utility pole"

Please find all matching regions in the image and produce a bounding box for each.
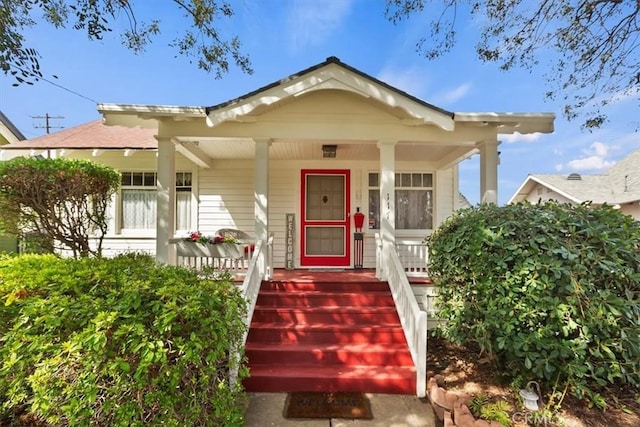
[31,113,64,134]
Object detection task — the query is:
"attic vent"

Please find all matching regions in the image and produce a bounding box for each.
[567,173,582,181]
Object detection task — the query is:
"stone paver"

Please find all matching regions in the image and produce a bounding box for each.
[244,393,436,427]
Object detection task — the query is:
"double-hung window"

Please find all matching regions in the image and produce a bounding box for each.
[368,172,433,230]
[120,172,193,231]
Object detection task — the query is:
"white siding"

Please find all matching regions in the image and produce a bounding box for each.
[524,184,573,204]
[37,151,458,265]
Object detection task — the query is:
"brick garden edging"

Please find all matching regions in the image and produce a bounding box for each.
[427,375,504,427]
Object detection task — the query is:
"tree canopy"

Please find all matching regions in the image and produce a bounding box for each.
[385,0,640,129]
[0,0,252,85]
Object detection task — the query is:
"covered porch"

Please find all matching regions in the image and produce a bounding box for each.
[97,57,555,397]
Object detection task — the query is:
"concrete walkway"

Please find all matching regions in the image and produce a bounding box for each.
[244,393,436,427]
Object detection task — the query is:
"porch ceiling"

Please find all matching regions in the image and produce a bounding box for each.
[173,137,475,165]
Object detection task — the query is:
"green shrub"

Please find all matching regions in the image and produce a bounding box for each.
[428,202,640,402]
[0,253,248,426]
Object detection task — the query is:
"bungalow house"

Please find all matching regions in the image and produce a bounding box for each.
[1,57,555,396]
[509,148,640,219]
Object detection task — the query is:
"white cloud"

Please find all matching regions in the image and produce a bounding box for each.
[587,141,609,157]
[566,156,615,170]
[559,141,616,171]
[377,66,430,98]
[502,132,543,144]
[287,0,354,51]
[434,83,471,105]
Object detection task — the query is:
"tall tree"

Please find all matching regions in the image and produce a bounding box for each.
[0,0,252,85]
[385,0,640,129]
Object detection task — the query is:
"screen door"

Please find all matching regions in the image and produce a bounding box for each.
[300,170,350,266]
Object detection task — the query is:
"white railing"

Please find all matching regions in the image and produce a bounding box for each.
[395,239,429,277]
[240,233,273,344]
[376,234,427,397]
[230,233,273,387]
[172,241,256,276]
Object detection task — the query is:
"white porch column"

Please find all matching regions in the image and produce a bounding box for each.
[477,139,500,205]
[378,140,397,278]
[253,138,271,251]
[156,136,176,265]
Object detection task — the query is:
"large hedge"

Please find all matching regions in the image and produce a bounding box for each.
[0,253,248,426]
[0,157,120,257]
[428,202,640,401]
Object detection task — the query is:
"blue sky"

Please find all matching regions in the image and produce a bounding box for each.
[1,0,639,205]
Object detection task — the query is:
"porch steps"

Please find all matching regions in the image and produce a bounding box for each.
[243,279,416,394]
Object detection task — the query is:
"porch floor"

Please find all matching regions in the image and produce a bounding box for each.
[267,268,431,285]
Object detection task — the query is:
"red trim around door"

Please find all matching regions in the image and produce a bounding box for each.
[300,169,351,267]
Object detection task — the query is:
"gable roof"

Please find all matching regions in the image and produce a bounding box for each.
[509,148,640,205]
[0,111,26,144]
[205,56,454,121]
[1,120,156,150]
[98,56,554,136]
[203,56,457,130]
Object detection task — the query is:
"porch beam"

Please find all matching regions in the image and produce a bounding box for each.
[156,135,176,265]
[477,139,500,204]
[253,138,271,272]
[150,118,503,144]
[172,138,213,168]
[378,140,397,280]
[434,146,478,170]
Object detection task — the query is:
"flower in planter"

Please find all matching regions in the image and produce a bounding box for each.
[185,232,237,244]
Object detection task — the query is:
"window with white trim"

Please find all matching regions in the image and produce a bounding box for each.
[120,172,192,230]
[368,172,433,230]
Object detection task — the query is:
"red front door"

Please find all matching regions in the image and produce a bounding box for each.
[300,170,351,267]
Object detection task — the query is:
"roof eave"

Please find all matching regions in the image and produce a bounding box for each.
[98,103,206,127]
[455,112,556,134]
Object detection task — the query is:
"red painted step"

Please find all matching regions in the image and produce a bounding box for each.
[243,279,416,394]
[245,342,414,366]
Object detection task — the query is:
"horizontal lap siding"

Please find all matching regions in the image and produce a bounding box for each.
[267,162,299,268]
[198,161,255,234]
[435,167,454,229]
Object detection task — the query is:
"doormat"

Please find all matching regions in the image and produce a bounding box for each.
[283,391,373,419]
[308,268,344,272]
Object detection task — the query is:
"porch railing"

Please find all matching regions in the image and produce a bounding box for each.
[375,234,427,397]
[376,237,429,279]
[395,239,429,277]
[230,233,273,387]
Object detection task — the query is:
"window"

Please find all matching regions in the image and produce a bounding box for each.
[368,172,433,230]
[120,172,192,230]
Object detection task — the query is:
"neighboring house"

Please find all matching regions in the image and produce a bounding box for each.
[0,111,26,253]
[509,148,640,219]
[1,57,555,269]
[0,111,26,146]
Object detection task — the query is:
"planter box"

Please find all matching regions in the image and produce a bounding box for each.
[176,241,244,259]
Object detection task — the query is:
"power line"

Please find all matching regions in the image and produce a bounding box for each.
[31,113,64,134]
[39,76,97,104]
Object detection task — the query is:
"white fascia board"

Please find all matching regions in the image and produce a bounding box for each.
[455,112,556,134]
[98,103,206,127]
[206,65,455,131]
